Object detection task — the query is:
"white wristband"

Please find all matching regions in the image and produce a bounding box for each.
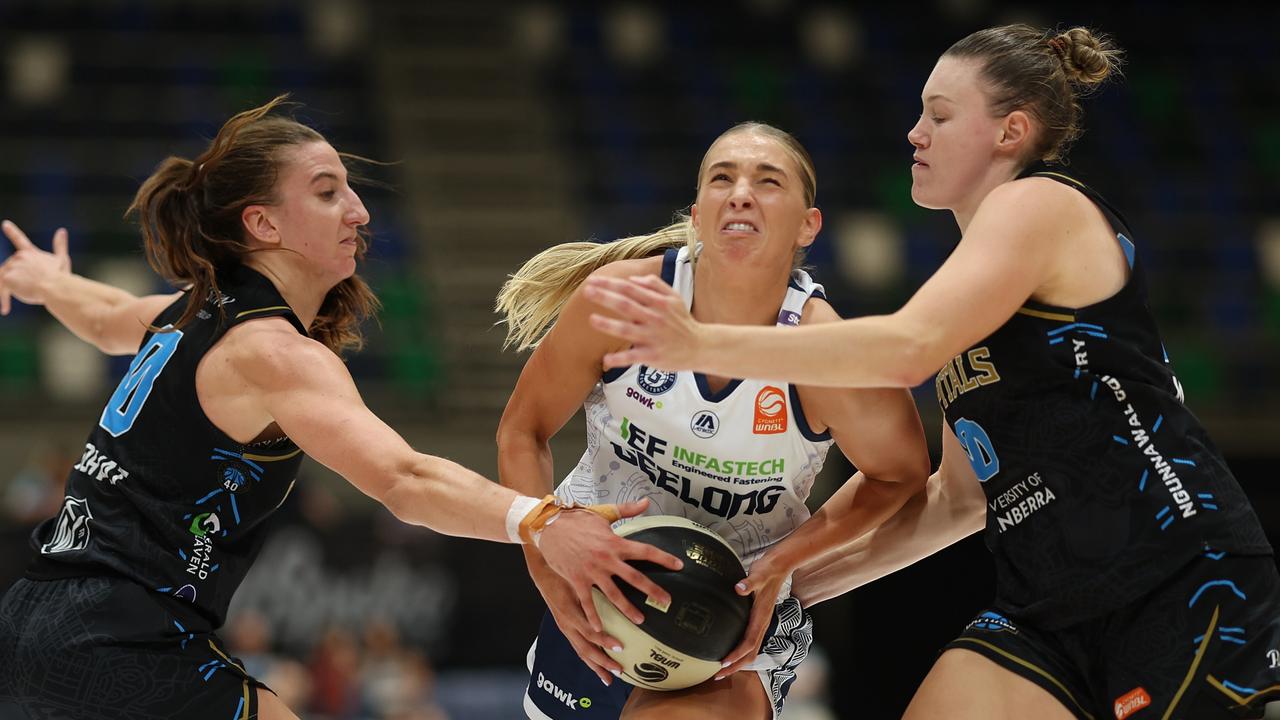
[506,495,542,544]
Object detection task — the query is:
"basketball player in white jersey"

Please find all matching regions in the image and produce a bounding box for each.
[496,123,934,719]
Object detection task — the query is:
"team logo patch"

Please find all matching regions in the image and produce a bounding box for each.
[220,461,251,494]
[1113,687,1151,719]
[691,410,719,438]
[41,496,94,554]
[966,610,1019,634]
[637,366,677,395]
[753,386,787,434]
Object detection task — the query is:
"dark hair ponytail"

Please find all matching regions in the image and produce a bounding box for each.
[126,95,379,354]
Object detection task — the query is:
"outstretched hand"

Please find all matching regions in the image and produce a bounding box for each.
[582,274,703,371]
[716,551,790,680]
[537,498,684,635]
[0,220,71,315]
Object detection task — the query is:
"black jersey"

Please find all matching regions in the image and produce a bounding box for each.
[25,264,308,629]
[938,169,1271,629]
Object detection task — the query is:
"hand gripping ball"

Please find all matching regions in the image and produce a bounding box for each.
[591,515,752,691]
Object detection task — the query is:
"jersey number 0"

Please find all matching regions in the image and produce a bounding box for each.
[99,330,184,437]
[954,417,1000,483]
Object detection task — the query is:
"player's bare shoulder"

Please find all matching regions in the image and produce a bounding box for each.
[213,316,338,390]
[799,294,841,325]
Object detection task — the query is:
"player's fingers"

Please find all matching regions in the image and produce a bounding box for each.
[601,348,649,369]
[622,538,684,571]
[1,220,34,251]
[612,498,649,520]
[52,228,69,269]
[576,586,605,634]
[596,578,645,626]
[566,631,623,682]
[611,563,670,612]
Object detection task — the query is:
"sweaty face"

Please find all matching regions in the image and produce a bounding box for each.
[267,141,370,285]
[907,56,1007,211]
[691,132,818,272]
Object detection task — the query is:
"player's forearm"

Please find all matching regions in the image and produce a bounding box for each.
[496,427,560,567]
[698,313,939,389]
[762,471,920,575]
[791,469,986,607]
[381,453,526,542]
[40,273,139,351]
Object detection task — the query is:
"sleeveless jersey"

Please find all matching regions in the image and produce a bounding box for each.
[939,168,1271,629]
[558,247,835,566]
[26,264,308,628]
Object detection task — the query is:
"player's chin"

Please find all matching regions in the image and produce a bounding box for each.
[909,184,947,211]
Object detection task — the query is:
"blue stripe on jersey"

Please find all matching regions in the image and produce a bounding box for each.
[1118,233,1136,269]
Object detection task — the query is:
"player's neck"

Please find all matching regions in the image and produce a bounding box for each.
[240,256,328,329]
[690,260,791,327]
[953,162,1022,233]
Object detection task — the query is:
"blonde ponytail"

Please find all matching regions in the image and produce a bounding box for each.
[496,219,693,351]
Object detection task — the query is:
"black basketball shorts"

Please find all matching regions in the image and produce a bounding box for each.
[0,576,266,720]
[947,551,1280,719]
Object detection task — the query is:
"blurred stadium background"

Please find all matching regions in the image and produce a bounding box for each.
[1,1,1277,718]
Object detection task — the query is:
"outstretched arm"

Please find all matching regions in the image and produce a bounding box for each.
[790,422,987,607]
[0,220,179,354]
[583,179,1071,387]
[221,319,681,666]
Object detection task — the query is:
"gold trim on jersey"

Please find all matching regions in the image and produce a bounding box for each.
[242,447,302,463]
[951,637,1095,719]
[1162,605,1220,719]
[1206,673,1280,708]
[1033,170,1087,191]
[235,305,292,319]
[1016,306,1075,322]
[207,638,248,674]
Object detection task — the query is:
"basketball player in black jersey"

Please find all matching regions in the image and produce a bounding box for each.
[582,24,1280,720]
[0,97,682,720]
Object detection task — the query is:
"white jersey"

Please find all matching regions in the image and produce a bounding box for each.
[557,247,835,566]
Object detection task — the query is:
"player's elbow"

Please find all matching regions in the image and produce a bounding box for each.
[377,454,442,526]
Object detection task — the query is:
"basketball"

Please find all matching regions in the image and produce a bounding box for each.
[590,515,752,691]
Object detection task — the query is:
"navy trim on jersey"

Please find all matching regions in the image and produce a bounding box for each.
[661,247,679,285]
[694,373,743,402]
[789,384,832,442]
[603,249,681,385]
